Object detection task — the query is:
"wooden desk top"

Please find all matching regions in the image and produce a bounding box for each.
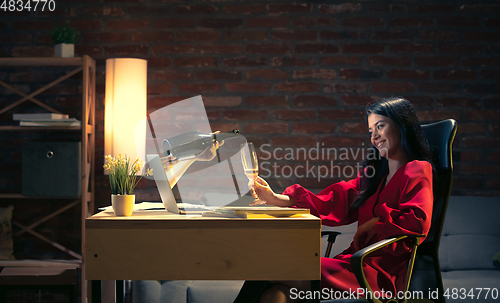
[86,210,321,230]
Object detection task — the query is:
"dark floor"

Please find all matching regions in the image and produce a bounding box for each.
[4,289,73,303]
[3,282,134,303]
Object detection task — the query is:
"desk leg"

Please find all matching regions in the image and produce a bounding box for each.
[116,280,124,303]
[311,280,320,303]
[102,280,116,303]
[89,280,123,303]
[91,281,101,303]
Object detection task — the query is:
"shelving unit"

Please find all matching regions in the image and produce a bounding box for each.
[0,56,95,302]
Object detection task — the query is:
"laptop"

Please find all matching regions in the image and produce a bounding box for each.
[147,154,214,214]
[147,154,179,213]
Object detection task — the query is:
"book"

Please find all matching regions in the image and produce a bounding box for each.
[13,113,69,120]
[202,206,310,218]
[201,211,246,218]
[20,118,81,127]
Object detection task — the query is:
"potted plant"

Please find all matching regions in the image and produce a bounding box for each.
[104,154,152,216]
[51,23,80,57]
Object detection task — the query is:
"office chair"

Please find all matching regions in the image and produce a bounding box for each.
[408,119,457,303]
[321,119,457,303]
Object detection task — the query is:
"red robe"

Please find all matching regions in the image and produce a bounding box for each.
[283,160,433,296]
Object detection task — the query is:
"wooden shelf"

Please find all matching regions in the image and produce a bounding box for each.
[0,56,95,302]
[0,259,82,267]
[0,125,96,134]
[0,57,83,66]
[0,260,81,287]
[0,193,80,199]
[0,126,81,131]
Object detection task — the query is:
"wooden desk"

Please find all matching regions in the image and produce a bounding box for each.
[85,210,321,301]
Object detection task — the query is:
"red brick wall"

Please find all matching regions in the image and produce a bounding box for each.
[1,1,500,212]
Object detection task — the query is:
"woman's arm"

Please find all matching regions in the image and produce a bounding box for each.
[283,179,360,226]
[373,161,433,248]
[253,175,360,228]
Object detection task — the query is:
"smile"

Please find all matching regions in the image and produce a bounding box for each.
[376,140,386,149]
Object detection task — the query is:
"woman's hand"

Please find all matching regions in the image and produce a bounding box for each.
[353,217,380,250]
[252,176,295,207]
[195,131,225,162]
[251,176,275,205]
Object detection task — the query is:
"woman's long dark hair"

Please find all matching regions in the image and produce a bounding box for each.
[350,96,433,210]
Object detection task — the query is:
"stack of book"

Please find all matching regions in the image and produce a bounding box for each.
[202,206,310,218]
[13,113,81,127]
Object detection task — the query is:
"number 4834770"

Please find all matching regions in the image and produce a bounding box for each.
[1,0,56,12]
[444,288,499,300]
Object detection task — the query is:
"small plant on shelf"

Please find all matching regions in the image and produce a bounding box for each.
[51,23,80,57]
[51,23,80,45]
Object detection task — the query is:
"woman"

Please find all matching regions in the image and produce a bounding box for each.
[234,97,434,303]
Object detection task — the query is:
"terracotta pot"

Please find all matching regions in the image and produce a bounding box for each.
[111,194,135,216]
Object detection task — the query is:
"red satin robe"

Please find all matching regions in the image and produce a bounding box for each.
[283,160,433,296]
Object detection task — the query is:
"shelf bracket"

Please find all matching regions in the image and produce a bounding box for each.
[14,199,80,237]
[0,66,83,116]
[12,220,82,260]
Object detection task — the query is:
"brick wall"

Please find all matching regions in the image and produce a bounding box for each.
[1,0,500,214]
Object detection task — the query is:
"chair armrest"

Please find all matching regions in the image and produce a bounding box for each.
[350,234,425,303]
[321,231,341,243]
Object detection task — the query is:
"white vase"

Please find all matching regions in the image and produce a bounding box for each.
[111,194,135,216]
[55,43,74,57]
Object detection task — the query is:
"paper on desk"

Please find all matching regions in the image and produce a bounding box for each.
[98,202,163,212]
[98,202,217,212]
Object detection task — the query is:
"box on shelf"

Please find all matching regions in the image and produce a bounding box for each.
[22,142,81,197]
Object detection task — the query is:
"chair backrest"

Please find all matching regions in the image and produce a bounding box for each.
[419,119,457,254]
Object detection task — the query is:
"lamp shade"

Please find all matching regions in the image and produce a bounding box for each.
[104,58,147,164]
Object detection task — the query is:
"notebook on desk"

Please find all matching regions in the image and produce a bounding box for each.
[202,206,310,218]
[147,154,215,214]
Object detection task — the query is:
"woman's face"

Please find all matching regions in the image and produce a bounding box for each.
[367,113,402,160]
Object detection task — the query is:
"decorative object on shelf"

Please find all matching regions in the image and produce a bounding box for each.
[104,154,152,216]
[22,142,81,197]
[0,205,14,260]
[104,58,147,163]
[51,23,80,57]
